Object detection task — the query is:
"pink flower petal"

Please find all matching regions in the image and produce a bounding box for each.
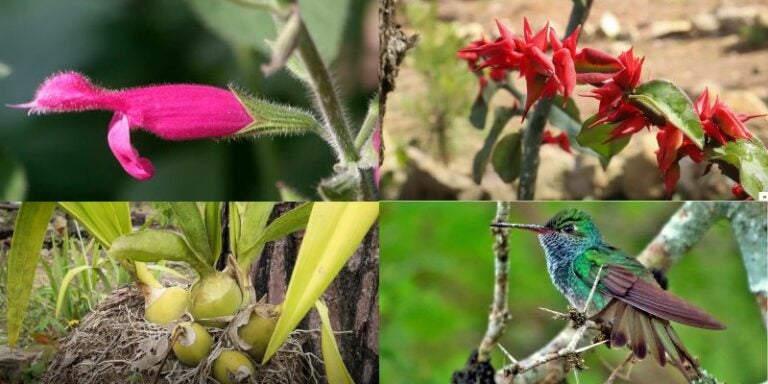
[118,84,253,140]
[107,113,155,180]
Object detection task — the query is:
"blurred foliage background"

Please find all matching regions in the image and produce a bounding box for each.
[0,0,377,200]
[380,202,767,383]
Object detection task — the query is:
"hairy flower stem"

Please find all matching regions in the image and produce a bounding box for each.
[294,18,378,200]
[516,0,593,200]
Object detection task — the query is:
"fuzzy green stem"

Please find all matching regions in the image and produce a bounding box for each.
[516,0,593,200]
[355,97,379,152]
[294,17,377,200]
[294,23,356,162]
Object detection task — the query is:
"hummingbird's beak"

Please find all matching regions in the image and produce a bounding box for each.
[490,222,549,233]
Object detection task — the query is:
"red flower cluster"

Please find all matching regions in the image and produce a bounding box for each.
[458,18,622,118]
[654,88,765,195]
[460,18,766,198]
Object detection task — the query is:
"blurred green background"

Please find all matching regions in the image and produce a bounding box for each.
[0,0,377,200]
[380,202,767,383]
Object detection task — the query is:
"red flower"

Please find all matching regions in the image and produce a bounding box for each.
[542,130,572,153]
[694,88,763,145]
[655,123,704,196]
[459,19,621,121]
[731,183,752,200]
[585,49,650,142]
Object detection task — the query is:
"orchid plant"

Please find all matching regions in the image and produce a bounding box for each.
[460,1,768,200]
[8,0,379,201]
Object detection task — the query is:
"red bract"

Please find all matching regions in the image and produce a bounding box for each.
[585,49,650,141]
[542,130,572,153]
[731,183,751,200]
[655,123,704,196]
[695,88,763,145]
[458,18,621,120]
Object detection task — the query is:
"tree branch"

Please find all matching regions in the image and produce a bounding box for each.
[478,202,513,362]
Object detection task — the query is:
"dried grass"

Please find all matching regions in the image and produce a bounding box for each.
[41,286,322,384]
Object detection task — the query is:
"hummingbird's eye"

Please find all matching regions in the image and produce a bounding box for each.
[562,224,575,234]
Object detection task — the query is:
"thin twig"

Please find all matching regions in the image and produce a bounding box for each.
[604,352,634,384]
[478,202,513,362]
[583,264,603,313]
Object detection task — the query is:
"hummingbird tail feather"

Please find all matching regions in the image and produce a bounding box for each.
[599,301,702,383]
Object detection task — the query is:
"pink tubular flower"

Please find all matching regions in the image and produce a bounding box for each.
[9,71,253,180]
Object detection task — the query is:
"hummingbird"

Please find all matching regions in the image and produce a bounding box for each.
[493,209,725,382]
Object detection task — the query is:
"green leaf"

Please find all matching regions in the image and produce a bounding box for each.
[0,61,10,79]
[57,202,132,248]
[491,132,523,183]
[710,139,768,199]
[7,202,55,349]
[548,95,582,137]
[186,0,349,63]
[318,166,359,201]
[576,115,631,169]
[239,203,313,270]
[469,81,500,129]
[630,79,704,148]
[263,202,378,364]
[233,202,275,269]
[472,107,515,184]
[202,202,223,263]
[186,0,274,53]
[169,202,214,265]
[230,87,321,138]
[316,300,355,384]
[55,265,101,318]
[110,230,213,276]
[0,148,27,200]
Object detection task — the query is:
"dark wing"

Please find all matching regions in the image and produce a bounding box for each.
[600,266,725,330]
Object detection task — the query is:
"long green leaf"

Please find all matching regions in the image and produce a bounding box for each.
[263,202,378,363]
[238,203,312,270]
[58,202,132,248]
[202,202,223,263]
[316,300,354,384]
[630,79,704,148]
[169,202,214,265]
[55,265,99,318]
[7,202,55,349]
[233,202,275,268]
[110,230,213,275]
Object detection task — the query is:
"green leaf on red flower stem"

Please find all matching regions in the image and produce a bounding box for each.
[709,138,768,199]
[469,80,500,129]
[491,132,523,183]
[473,107,516,184]
[577,115,631,169]
[630,79,705,148]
